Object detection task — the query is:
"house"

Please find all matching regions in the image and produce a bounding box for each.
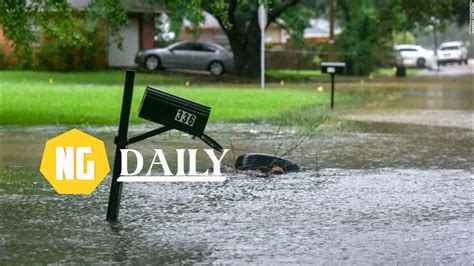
[0,27,19,67]
[303,18,342,44]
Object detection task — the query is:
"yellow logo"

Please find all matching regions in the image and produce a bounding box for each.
[39,129,110,194]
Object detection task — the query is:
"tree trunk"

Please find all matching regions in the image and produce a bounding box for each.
[225,26,261,76]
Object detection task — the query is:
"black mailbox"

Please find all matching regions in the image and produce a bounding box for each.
[139,86,210,137]
[321,62,346,109]
[107,70,224,221]
[321,62,346,74]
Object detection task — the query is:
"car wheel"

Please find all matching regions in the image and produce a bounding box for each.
[145,55,160,70]
[209,61,224,76]
[416,58,426,68]
[464,59,469,65]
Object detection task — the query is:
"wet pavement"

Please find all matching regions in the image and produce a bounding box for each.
[0,83,473,263]
[418,59,473,76]
[339,86,473,130]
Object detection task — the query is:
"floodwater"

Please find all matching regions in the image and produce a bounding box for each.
[0,85,473,264]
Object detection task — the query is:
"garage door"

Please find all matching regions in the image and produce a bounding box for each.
[108,19,139,67]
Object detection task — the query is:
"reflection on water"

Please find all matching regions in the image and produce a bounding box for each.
[0,87,473,263]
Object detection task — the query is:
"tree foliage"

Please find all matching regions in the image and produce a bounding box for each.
[0,0,127,68]
[336,0,468,75]
[0,0,467,74]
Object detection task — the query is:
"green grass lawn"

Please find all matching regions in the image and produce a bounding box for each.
[267,69,327,80]
[267,68,419,80]
[373,68,419,77]
[1,70,339,125]
[1,70,188,86]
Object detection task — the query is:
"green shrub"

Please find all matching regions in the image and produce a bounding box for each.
[33,19,107,71]
[336,4,396,76]
[35,37,106,71]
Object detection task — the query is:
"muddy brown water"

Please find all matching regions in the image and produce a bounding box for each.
[0,85,473,264]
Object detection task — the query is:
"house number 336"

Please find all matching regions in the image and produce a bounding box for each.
[175,109,196,126]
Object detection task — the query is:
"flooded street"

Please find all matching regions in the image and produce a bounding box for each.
[1,85,473,263]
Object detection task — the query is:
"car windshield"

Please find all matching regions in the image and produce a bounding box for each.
[440,46,460,51]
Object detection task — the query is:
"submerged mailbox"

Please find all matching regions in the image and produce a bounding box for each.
[139,87,210,137]
[107,70,224,221]
[138,86,222,152]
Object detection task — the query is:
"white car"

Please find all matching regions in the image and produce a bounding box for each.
[394,44,436,69]
[437,41,468,65]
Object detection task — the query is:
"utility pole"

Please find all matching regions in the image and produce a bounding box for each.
[258,3,266,90]
[328,0,336,61]
[433,24,439,71]
[431,17,440,72]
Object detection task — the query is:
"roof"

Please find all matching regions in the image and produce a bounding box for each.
[183,12,220,29]
[183,12,290,30]
[303,18,341,38]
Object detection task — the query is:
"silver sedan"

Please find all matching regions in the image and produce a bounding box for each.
[135,41,234,76]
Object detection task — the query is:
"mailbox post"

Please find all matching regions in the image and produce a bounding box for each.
[106,70,223,221]
[106,70,135,221]
[321,62,346,109]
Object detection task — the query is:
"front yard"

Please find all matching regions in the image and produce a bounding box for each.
[1,71,341,125]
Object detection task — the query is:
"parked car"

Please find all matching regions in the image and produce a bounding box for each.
[394,44,436,69]
[437,41,468,65]
[135,41,234,76]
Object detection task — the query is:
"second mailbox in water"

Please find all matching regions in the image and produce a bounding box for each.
[139,86,210,137]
